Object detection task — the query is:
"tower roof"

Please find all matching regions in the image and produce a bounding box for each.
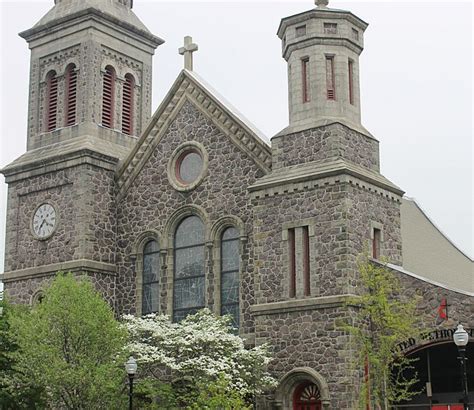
[20,0,163,46]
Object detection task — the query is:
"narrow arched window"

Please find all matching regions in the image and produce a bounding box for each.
[220,227,240,329]
[122,73,134,135]
[142,240,160,315]
[102,66,115,129]
[46,70,58,132]
[65,64,77,126]
[173,216,205,322]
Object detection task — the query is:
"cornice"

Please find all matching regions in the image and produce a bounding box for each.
[0,259,117,283]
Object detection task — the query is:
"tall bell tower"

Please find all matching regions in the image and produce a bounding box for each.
[20,0,163,151]
[0,0,163,305]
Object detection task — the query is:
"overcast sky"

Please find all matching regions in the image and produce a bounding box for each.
[0,0,472,279]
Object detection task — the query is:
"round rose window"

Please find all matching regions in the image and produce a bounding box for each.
[176,150,203,184]
[168,142,208,192]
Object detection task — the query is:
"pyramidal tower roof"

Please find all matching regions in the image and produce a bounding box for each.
[20,0,162,45]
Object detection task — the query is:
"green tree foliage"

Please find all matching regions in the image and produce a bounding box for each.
[346,256,421,409]
[0,296,45,409]
[7,273,128,409]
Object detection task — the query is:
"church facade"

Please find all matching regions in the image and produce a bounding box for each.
[1,0,472,408]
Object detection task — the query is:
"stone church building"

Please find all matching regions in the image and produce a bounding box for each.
[1,0,472,408]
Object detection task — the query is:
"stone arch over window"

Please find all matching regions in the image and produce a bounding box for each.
[132,230,161,316]
[210,216,246,329]
[30,289,45,305]
[274,367,330,409]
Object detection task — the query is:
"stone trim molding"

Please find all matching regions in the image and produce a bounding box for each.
[273,367,331,409]
[116,70,272,201]
[167,141,209,192]
[250,174,402,203]
[0,259,117,283]
[162,204,211,249]
[281,218,317,240]
[1,146,120,183]
[250,294,358,316]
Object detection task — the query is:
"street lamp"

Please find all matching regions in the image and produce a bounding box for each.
[453,324,470,410]
[125,356,138,410]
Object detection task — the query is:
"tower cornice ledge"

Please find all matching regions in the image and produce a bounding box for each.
[274,119,376,141]
[19,7,164,48]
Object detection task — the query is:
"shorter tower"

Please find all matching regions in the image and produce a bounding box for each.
[277,0,368,134]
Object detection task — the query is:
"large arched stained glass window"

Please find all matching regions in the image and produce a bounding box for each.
[142,240,160,315]
[173,216,205,322]
[221,227,240,329]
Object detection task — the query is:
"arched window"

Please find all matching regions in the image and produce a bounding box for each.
[173,215,205,322]
[142,240,160,315]
[293,382,322,410]
[220,227,240,329]
[64,64,77,126]
[46,70,58,132]
[102,65,115,129]
[122,73,134,135]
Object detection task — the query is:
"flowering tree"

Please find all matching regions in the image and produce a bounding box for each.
[124,309,276,406]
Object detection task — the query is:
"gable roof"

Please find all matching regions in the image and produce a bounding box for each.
[116,69,272,200]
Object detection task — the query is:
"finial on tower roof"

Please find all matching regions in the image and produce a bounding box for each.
[315,0,329,8]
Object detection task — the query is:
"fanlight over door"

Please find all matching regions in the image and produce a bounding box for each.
[293,382,322,410]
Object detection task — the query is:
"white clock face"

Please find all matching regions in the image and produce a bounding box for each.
[32,203,57,239]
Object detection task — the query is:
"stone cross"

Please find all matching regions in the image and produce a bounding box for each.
[315,0,329,8]
[179,36,198,71]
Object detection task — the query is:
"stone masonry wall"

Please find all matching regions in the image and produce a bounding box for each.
[256,306,361,409]
[272,123,380,172]
[4,163,117,273]
[115,100,267,336]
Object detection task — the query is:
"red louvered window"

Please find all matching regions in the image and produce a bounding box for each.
[46,71,58,132]
[122,73,134,135]
[326,55,336,100]
[348,59,354,105]
[65,64,77,126]
[102,66,115,129]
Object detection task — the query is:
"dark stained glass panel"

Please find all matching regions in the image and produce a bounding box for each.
[178,151,203,184]
[142,240,160,315]
[173,216,205,321]
[220,227,240,330]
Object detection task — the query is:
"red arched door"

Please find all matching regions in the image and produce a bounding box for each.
[293,382,322,410]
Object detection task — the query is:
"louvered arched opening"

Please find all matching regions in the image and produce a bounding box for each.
[65,64,77,126]
[46,70,58,132]
[102,65,116,129]
[122,73,134,135]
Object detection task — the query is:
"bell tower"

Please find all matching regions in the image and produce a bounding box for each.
[277,0,368,134]
[20,0,164,151]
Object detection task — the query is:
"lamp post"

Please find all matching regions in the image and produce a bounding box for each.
[453,324,470,410]
[125,356,138,410]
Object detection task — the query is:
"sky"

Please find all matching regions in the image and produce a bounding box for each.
[0,0,472,281]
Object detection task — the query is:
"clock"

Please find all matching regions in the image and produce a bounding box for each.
[32,203,57,240]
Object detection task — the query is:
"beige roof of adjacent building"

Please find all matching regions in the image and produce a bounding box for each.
[401,197,473,293]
